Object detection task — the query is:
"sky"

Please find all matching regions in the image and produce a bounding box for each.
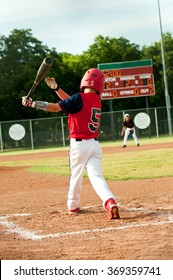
[0,0,172,55]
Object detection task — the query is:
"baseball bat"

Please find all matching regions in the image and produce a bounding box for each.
[26,57,54,99]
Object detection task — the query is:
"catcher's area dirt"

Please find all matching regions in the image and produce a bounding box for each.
[0,142,172,260]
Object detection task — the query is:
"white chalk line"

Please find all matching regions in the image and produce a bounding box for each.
[0,216,38,239]
[0,207,173,241]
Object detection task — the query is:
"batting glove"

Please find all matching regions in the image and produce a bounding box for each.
[22,96,36,108]
[45,77,59,90]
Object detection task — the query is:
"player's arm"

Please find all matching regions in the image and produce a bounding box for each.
[22,92,82,114]
[45,77,70,100]
[47,102,62,112]
[55,88,70,100]
[22,97,62,112]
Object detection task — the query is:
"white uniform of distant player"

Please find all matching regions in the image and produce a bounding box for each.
[121,114,140,147]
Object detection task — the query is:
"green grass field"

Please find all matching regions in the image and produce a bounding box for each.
[0,136,173,181]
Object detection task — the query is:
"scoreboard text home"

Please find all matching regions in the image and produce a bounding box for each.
[98,60,155,100]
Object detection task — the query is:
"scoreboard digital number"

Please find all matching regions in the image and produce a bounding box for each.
[98,60,155,100]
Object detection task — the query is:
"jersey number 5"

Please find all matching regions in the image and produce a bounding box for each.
[89,108,101,132]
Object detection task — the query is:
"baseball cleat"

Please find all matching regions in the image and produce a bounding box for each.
[105,198,120,220]
[137,143,140,147]
[109,205,120,220]
[123,145,126,148]
[68,207,80,215]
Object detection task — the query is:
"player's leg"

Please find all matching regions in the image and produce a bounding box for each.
[123,128,129,147]
[86,141,120,219]
[68,139,87,213]
[132,130,140,146]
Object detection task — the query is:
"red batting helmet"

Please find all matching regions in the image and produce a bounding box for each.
[80,68,105,94]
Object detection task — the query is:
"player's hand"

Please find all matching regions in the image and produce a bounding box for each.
[45,77,58,90]
[22,96,34,107]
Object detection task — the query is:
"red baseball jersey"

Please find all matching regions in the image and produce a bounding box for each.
[59,92,102,139]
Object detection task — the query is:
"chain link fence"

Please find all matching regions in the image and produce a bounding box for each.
[0,106,172,152]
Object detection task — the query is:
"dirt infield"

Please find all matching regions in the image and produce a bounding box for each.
[0,142,173,260]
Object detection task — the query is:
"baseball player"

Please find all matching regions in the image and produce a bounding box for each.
[22,68,120,220]
[121,113,140,148]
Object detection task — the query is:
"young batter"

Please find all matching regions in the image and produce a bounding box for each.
[22,68,120,220]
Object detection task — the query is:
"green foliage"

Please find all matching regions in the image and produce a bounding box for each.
[141,32,173,107]
[0,29,50,120]
[81,35,141,68]
[0,29,173,121]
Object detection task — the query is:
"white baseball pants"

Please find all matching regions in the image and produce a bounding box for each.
[123,128,139,146]
[68,138,116,210]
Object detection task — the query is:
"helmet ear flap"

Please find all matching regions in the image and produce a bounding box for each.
[80,68,105,94]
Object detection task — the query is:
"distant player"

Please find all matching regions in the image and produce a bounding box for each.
[22,68,120,220]
[121,113,140,148]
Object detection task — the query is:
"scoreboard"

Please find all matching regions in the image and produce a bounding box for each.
[98,60,155,100]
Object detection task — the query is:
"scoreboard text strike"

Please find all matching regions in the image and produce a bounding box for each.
[98,60,155,100]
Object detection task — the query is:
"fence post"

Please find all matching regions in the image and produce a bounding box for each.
[61,117,65,147]
[154,108,159,137]
[109,100,116,141]
[0,122,3,152]
[29,120,34,149]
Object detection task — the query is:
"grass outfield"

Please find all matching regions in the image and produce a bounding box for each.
[0,135,172,156]
[0,136,173,181]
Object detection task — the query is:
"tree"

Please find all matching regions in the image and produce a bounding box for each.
[141,32,173,107]
[63,35,143,111]
[79,35,141,68]
[0,29,172,121]
[0,29,52,121]
[0,29,78,121]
